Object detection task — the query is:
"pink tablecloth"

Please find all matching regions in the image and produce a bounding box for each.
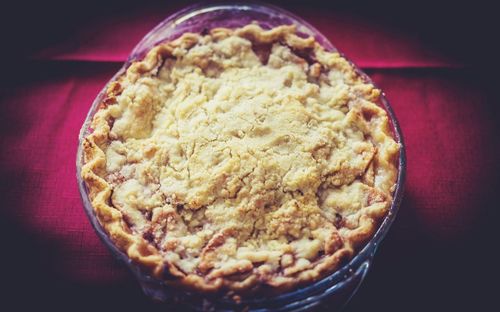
[1,1,498,310]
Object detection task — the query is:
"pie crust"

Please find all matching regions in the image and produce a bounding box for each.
[81,24,399,295]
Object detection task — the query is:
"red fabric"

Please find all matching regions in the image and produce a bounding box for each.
[1,2,498,311]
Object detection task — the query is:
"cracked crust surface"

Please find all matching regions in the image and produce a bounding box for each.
[81,24,400,295]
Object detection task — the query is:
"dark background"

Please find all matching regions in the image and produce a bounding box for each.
[1,0,498,311]
[2,0,500,66]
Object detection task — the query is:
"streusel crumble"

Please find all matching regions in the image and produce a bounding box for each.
[82,24,399,294]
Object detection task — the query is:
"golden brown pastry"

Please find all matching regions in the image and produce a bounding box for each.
[82,24,399,295]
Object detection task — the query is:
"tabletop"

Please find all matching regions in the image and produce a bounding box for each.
[0,1,498,311]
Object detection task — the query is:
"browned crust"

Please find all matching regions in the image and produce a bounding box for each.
[81,24,399,296]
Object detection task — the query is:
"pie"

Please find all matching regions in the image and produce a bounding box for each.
[81,24,400,296]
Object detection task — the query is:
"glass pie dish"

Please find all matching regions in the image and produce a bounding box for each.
[76,2,406,311]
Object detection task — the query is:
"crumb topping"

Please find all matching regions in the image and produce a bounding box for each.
[82,24,399,293]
